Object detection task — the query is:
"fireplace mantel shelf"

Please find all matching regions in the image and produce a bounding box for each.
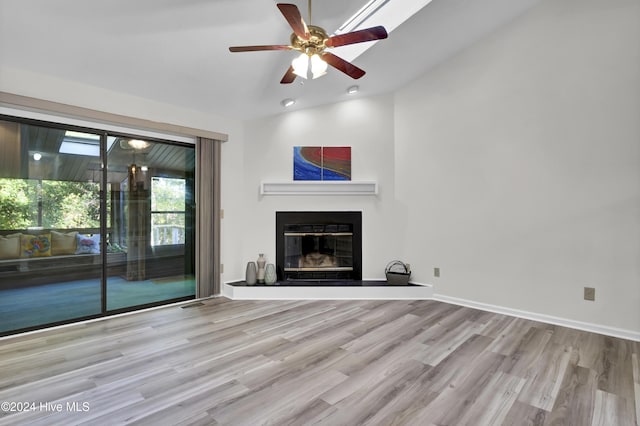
[260,181,378,196]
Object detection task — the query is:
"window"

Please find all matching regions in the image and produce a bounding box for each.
[150,177,186,246]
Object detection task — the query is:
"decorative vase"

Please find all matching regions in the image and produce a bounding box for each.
[245,261,257,285]
[256,253,266,283]
[264,263,277,285]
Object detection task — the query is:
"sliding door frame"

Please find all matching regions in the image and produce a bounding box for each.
[0,110,222,336]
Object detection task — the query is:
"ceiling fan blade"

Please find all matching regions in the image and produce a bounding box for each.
[229,45,292,52]
[325,26,388,48]
[277,3,310,40]
[280,66,297,84]
[321,52,366,79]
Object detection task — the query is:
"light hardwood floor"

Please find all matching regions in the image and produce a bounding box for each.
[0,298,638,425]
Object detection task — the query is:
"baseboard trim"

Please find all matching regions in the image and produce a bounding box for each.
[432,294,640,342]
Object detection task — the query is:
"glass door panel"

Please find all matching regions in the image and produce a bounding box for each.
[105,136,195,310]
[0,120,103,333]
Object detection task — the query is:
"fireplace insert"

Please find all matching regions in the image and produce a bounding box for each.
[276,211,362,281]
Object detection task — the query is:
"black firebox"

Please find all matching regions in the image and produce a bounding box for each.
[276,211,362,281]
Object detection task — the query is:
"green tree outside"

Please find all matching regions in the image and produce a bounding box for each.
[0,178,99,230]
[0,179,36,229]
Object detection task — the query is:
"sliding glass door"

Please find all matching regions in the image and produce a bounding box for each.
[0,118,196,335]
[0,120,103,332]
[105,136,196,311]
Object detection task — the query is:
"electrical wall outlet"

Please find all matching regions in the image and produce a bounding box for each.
[434,267,440,278]
[220,263,224,274]
[584,287,595,301]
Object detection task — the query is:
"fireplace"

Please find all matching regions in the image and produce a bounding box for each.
[276,211,362,281]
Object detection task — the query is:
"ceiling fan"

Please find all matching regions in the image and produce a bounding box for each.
[229,1,388,84]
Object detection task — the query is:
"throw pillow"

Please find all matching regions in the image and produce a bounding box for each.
[75,233,100,254]
[21,233,52,257]
[0,233,21,260]
[51,230,78,256]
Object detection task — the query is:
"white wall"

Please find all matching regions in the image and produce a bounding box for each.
[235,94,403,281]
[220,125,245,286]
[0,67,239,137]
[394,0,640,332]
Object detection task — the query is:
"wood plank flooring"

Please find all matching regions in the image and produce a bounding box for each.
[0,298,638,425]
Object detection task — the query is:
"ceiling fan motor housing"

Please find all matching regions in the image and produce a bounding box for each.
[291,25,328,56]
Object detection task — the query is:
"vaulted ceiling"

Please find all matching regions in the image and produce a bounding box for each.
[0,0,541,121]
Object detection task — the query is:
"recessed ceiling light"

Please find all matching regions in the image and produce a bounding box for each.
[347,85,360,95]
[281,98,296,108]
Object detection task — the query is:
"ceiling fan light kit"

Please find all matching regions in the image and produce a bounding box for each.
[291,54,308,78]
[310,54,328,79]
[292,53,328,79]
[229,1,388,84]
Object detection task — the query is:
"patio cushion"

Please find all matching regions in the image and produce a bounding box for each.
[0,233,21,260]
[75,233,100,254]
[21,233,52,257]
[51,231,78,256]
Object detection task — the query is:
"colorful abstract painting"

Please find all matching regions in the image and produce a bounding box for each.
[322,147,351,181]
[293,146,352,181]
[294,146,322,180]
